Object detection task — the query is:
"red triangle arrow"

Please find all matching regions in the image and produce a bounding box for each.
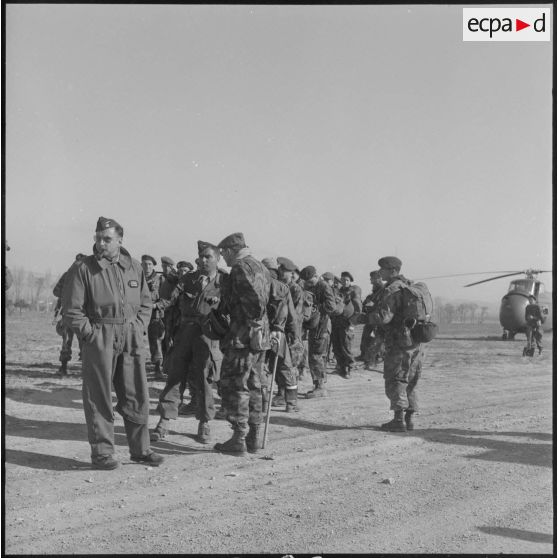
[516,19,530,31]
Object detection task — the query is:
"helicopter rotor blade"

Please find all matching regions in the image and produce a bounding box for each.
[464,272,527,287]
[419,271,519,280]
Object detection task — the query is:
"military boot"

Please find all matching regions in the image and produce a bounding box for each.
[285,387,299,412]
[245,424,262,454]
[404,410,415,431]
[196,421,211,444]
[272,387,286,407]
[214,427,247,456]
[57,361,68,376]
[306,381,327,399]
[150,418,169,442]
[342,366,352,379]
[380,410,407,432]
[154,362,166,380]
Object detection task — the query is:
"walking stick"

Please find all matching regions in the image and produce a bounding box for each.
[262,334,280,449]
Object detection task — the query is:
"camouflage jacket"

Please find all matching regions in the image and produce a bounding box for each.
[288,280,304,320]
[145,271,163,321]
[219,249,272,351]
[306,279,337,336]
[178,269,226,323]
[366,275,413,332]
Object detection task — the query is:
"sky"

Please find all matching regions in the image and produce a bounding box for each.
[4,4,554,306]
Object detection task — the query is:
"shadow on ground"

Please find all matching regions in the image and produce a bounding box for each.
[4,449,91,471]
[477,526,553,544]
[419,428,553,468]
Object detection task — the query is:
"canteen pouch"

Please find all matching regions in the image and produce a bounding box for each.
[396,325,415,348]
[249,319,269,351]
[411,321,438,343]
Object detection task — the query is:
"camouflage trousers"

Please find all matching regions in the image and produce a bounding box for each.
[147,319,164,365]
[307,331,330,383]
[331,321,355,369]
[59,326,82,364]
[220,347,266,429]
[383,343,423,412]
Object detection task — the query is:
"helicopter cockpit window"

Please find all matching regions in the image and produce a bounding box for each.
[508,280,536,295]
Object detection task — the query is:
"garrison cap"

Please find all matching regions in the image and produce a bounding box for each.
[161,256,175,266]
[197,240,219,254]
[378,256,402,271]
[218,232,246,250]
[341,271,354,282]
[177,260,194,270]
[322,272,335,281]
[141,254,157,266]
[75,253,86,260]
[299,265,317,281]
[277,257,298,272]
[261,257,279,271]
[96,216,122,233]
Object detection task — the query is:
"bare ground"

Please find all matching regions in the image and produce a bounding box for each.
[3,312,554,555]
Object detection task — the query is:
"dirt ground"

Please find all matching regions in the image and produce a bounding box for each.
[3,312,554,555]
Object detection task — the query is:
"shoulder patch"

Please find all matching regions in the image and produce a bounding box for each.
[128,279,139,288]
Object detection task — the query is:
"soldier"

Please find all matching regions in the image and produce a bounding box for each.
[4,241,12,291]
[364,257,423,432]
[63,216,163,469]
[331,271,362,379]
[523,295,545,356]
[212,232,272,455]
[358,270,386,369]
[299,265,338,398]
[158,256,178,364]
[53,253,86,375]
[151,242,226,444]
[141,255,166,379]
[261,257,303,413]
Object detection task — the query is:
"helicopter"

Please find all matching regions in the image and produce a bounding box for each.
[421,269,553,340]
[464,269,553,340]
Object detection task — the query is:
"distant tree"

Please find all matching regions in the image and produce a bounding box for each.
[468,303,478,324]
[5,298,15,315]
[11,266,26,303]
[456,303,467,323]
[14,298,30,313]
[479,306,489,324]
[443,303,455,324]
[434,297,444,323]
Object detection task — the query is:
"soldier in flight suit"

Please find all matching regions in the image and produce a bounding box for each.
[53,253,86,375]
[63,217,163,469]
[151,242,225,444]
[212,232,272,456]
[364,257,423,432]
[331,271,362,378]
[299,265,338,399]
[141,255,165,378]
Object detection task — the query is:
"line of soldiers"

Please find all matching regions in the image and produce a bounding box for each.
[57,216,425,469]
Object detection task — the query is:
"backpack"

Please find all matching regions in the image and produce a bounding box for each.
[399,281,438,343]
[301,289,320,329]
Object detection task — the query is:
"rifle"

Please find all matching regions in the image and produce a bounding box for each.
[262,334,280,449]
